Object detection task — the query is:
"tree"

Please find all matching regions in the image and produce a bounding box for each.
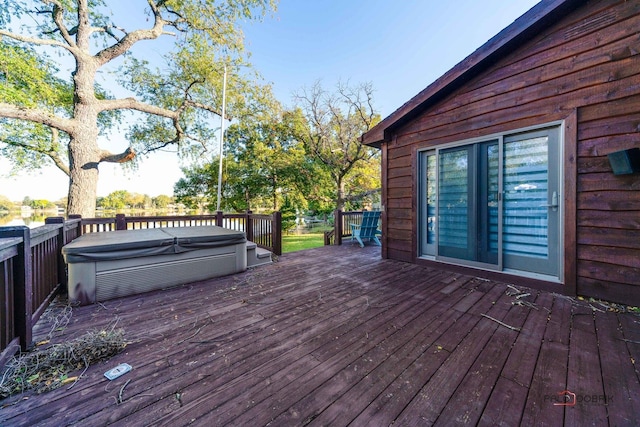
[0,0,276,217]
[294,81,381,210]
[175,99,313,214]
[99,190,128,210]
[224,106,308,211]
[29,199,55,209]
[126,192,146,209]
[173,162,217,211]
[152,194,173,209]
[0,195,14,211]
[279,195,297,233]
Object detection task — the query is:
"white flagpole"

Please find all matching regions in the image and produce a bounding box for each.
[216,64,227,212]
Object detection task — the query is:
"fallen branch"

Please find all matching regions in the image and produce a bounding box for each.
[513,300,539,310]
[118,379,131,405]
[177,327,202,345]
[481,314,521,331]
[0,326,127,398]
[66,361,89,390]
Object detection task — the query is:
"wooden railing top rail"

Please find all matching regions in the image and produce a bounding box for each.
[77,212,282,255]
[0,236,22,257]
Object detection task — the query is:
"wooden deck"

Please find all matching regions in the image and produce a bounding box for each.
[1,244,639,426]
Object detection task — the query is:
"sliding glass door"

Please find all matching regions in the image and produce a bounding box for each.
[502,129,559,276]
[418,126,560,278]
[437,141,499,265]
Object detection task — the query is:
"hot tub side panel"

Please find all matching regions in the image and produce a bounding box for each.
[66,241,247,305]
[94,243,246,302]
[67,262,97,306]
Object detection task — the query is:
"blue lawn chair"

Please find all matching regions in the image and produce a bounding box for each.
[350,211,382,247]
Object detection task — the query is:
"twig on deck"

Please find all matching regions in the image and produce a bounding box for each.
[243,298,283,305]
[177,327,202,345]
[190,339,225,344]
[481,314,521,331]
[118,379,131,404]
[67,360,89,390]
[506,284,523,295]
[513,300,539,310]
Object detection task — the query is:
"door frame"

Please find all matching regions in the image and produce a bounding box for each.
[416,120,567,283]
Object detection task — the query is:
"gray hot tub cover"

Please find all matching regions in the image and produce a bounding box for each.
[62,226,247,263]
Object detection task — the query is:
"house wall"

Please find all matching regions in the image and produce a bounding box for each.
[383,0,640,305]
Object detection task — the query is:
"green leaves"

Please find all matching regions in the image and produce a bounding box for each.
[0,43,69,108]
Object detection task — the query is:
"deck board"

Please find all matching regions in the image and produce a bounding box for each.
[596,312,640,426]
[1,244,639,426]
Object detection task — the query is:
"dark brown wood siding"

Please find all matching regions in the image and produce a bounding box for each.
[576,95,640,304]
[383,0,640,305]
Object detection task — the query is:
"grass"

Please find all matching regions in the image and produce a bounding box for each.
[282,233,326,253]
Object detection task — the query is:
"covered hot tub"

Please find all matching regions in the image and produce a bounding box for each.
[62,226,247,305]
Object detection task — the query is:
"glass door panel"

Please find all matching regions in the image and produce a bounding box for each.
[503,130,559,276]
[419,152,436,256]
[438,147,472,260]
[478,142,499,265]
[437,143,499,265]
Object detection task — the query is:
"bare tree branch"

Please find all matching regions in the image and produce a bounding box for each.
[97,98,178,118]
[99,146,136,163]
[48,127,71,175]
[0,103,75,134]
[50,2,77,47]
[94,0,167,66]
[0,29,71,51]
[184,100,226,119]
[344,188,381,203]
[1,127,71,176]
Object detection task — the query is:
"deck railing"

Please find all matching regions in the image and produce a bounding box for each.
[324,210,366,245]
[74,211,281,256]
[0,219,78,367]
[0,211,281,367]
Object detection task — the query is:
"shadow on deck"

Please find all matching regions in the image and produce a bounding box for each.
[1,244,639,426]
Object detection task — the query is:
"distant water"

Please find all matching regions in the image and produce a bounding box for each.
[0,213,50,228]
[1,210,190,229]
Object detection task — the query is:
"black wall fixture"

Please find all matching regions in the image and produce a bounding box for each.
[607,148,640,175]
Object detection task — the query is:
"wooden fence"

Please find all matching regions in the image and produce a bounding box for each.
[0,211,281,367]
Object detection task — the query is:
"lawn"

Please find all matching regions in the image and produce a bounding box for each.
[282,233,326,253]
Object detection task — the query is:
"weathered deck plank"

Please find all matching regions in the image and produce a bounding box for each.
[596,311,640,426]
[1,244,639,427]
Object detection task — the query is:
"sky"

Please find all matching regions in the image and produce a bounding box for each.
[0,0,541,203]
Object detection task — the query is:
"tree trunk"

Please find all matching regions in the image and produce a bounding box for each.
[336,177,345,211]
[67,56,101,218]
[67,132,100,217]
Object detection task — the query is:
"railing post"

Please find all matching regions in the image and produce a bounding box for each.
[215,211,224,227]
[116,214,126,230]
[0,227,33,351]
[68,214,83,235]
[272,211,282,255]
[45,217,67,291]
[334,209,343,246]
[245,210,254,242]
